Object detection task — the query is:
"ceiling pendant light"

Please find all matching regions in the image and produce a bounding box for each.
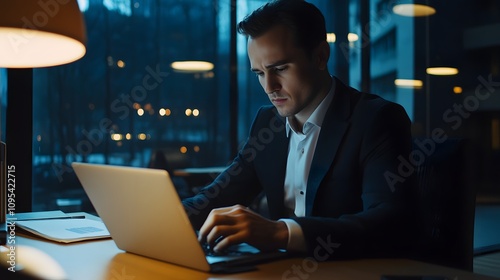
[393,3,436,17]
[426,67,459,76]
[171,61,214,73]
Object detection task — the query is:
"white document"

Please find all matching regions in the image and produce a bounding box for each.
[16,218,111,243]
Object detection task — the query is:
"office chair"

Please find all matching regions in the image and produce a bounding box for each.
[148,150,193,199]
[412,137,477,271]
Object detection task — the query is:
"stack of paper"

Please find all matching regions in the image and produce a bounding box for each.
[12,211,111,243]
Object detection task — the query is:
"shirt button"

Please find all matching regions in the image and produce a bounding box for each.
[301,148,304,154]
[299,191,304,195]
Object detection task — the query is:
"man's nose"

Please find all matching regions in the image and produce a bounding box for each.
[264,75,280,94]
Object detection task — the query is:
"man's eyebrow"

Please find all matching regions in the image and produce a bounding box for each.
[250,60,289,72]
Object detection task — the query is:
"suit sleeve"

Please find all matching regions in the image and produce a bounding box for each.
[182,108,268,229]
[292,101,416,259]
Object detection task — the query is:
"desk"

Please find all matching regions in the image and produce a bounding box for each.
[173,167,227,177]
[2,235,498,280]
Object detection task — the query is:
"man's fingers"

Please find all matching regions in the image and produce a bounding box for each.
[197,205,255,249]
[198,209,240,242]
[206,225,231,244]
[212,230,248,252]
[209,204,247,215]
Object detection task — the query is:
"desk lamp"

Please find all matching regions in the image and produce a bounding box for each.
[0,0,87,250]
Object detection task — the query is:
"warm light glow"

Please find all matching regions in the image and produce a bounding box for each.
[453,86,463,94]
[393,4,436,17]
[171,61,214,72]
[10,245,67,280]
[426,67,459,76]
[0,28,86,68]
[37,135,42,142]
[159,108,172,116]
[125,133,132,140]
[137,108,144,116]
[180,146,188,154]
[111,133,123,141]
[348,33,359,42]
[203,71,215,78]
[193,109,200,117]
[325,32,358,43]
[0,0,87,68]
[137,133,147,140]
[327,33,336,43]
[394,79,423,88]
[194,146,200,152]
[117,60,125,68]
[133,103,141,110]
[185,109,192,116]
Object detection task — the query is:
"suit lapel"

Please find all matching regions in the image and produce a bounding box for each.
[267,127,289,219]
[305,78,354,216]
[258,110,289,219]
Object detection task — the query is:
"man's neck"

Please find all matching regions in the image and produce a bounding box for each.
[290,74,333,132]
[288,116,303,134]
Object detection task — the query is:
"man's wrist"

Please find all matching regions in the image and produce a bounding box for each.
[275,220,289,250]
[279,218,308,252]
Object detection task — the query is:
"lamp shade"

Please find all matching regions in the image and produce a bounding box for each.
[0,0,86,68]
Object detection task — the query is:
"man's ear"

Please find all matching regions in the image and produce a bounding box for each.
[315,41,330,70]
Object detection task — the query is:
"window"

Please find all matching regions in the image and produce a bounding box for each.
[3,0,496,212]
[32,0,231,211]
[29,0,411,212]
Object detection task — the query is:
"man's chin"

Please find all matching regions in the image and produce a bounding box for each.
[271,106,289,116]
[275,109,291,118]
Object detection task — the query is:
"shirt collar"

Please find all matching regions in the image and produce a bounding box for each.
[286,77,336,137]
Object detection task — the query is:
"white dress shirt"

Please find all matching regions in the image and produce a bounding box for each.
[280,78,335,252]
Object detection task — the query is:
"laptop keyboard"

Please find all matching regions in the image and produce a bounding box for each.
[201,242,251,257]
[196,230,260,257]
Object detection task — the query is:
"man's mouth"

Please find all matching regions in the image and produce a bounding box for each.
[271,97,287,105]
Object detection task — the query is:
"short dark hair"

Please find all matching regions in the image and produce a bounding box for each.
[237,0,327,56]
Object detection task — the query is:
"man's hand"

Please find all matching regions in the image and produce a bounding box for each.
[197,204,289,253]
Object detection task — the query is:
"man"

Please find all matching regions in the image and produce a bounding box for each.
[183,0,414,259]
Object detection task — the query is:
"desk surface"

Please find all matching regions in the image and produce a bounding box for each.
[2,235,498,280]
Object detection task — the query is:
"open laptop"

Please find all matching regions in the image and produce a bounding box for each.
[71,162,287,273]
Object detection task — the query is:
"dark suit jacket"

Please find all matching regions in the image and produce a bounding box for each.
[183,77,415,259]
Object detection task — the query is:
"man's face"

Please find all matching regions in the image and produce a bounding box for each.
[247,24,327,121]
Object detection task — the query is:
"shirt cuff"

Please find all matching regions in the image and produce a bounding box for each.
[279,218,307,253]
